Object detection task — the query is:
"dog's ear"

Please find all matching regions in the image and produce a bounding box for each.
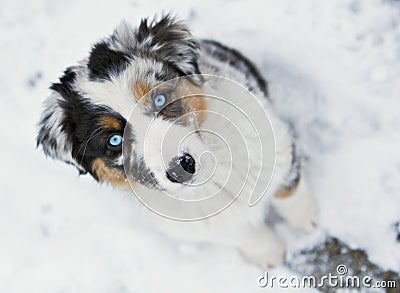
[36,69,83,172]
[138,15,201,77]
[37,90,73,162]
[112,15,201,79]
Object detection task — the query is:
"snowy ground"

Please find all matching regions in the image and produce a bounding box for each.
[1,0,399,292]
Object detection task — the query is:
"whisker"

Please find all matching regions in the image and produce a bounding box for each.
[76,126,104,166]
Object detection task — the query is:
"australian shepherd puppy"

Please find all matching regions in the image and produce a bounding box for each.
[37,15,318,268]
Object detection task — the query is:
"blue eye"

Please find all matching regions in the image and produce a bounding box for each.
[154,94,166,109]
[108,134,123,147]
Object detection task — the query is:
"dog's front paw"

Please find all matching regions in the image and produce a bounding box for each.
[273,178,319,233]
[238,227,285,269]
[240,243,285,269]
[284,191,319,232]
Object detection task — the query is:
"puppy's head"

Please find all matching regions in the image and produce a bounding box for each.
[37,15,208,191]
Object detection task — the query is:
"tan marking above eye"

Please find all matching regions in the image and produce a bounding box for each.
[175,79,207,126]
[92,158,130,187]
[100,116,122,131]
[133,78,208,126]
[133,80,154,103]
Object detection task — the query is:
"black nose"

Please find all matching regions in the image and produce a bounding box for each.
[166,153,196,183]
[180,153,195,174]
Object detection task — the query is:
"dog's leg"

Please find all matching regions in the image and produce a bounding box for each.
[272,176,319,232]
[237,225,285,269]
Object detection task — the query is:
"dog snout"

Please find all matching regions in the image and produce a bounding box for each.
[166,153,196,183]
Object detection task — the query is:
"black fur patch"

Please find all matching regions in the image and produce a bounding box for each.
[59,67,77,85]
[286,142,301,189]
[88,42,130,80]
[201,39,269,96]
[55,90,126,176]
[155,63,180,82]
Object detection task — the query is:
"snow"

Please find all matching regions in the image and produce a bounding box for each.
[0,0,399,292]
